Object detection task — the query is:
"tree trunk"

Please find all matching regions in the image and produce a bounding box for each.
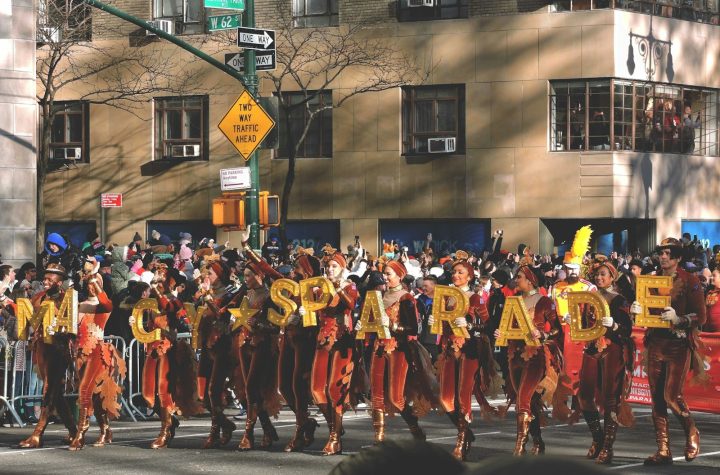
[279,111,296,248]
[36,101,52,259]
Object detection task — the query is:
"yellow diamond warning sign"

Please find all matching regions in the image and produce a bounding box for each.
[218,90,275,161]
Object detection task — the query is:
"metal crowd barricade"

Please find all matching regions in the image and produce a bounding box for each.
[103,335,136,422]
[0,338,24,426]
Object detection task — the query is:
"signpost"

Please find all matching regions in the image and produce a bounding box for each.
[220,167,252,191]
[203,0,244,10]
[218,90,275,161]
[236,26,274,50]
[207,14,241,31]
[225,51,275,72]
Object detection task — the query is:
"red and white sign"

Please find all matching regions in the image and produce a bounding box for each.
[101,193,123,208]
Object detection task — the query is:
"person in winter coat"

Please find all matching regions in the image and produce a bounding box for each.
[110,246,130,296]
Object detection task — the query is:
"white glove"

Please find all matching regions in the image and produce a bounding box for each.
[298,306,307,317]
[128,315,136,326]
[493,329,501,339]
[454,317,468,328]
[381,315,390,327]
[630,301,642,315]
[287,314,300,326]
[562,313,572,324]
[355,320,363,331]
[601,316,614,328]
[660,306,681,325]
[427,314,435,327]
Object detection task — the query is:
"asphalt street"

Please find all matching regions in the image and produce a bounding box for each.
[0,405,717,474]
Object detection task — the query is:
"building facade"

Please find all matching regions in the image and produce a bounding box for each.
[42,0,720,256]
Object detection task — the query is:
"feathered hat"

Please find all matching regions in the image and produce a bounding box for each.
[564,225,593,266]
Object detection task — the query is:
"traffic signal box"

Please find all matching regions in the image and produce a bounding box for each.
[212,191,279,230]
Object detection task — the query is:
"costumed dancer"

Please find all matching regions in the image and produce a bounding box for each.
[140,268,202,449]
[430,251,492,461]
[19,263,78,448]
[234,240,282,451]
[578,255,635,464]
[496,261,562,456]
[631,238,706,466]
[69,258,126,450]
[310,250,359,455]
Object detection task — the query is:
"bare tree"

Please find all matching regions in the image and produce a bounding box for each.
[206,2,430,242]
[36,0,205,254]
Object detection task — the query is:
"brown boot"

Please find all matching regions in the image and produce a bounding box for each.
[676,413,700,462]
[259,411,279,448]
[219,414,236,446]
[452,416,470,461]
[202,417,220,449]
[400,406,425,441]
[583,411,603,459]
[596,416,618,465]
[644,414,673,466]
[238,405,257,451]
[513,412,532,456]
[529,416,545,455]
[322,410,342,456]
[285,412,309,452]
[302,417,319,447]
[93,413,113,447]
[68,407,91,451]
[18,408,50,448]
[150,408,173,449]
[372,409,385,444]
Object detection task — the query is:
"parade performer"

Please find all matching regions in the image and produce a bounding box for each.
[69,260,126,450]
[578,255,635,464]
[631,238,706,465]
[496,261,562,456]
[141,269,202,449]
[430,252,492,461]
[278,248,322,452]
[234,243,282,451]
[360,260,437,444]
[19,263,78,448]
[310,250,359,455]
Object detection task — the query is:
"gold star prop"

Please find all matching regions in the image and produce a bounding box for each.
[230,296,259,332]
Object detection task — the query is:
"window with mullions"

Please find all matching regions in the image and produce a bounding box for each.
[397,0,468,22]
[50,101,89,162]
[154,96,208,160]
[402,85,465,155]
[293,0,338,27]
[277,91,333,159]
[550,79,719,156]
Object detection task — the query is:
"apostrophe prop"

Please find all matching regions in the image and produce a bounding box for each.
[183,303,207,350]
[268,279,300,327]
[299,277,336,327]
[355,290,391,340]
[567,291,608,342]
[635,275,673,329]
[430,285,470,338]
[230,296,259,332]
[495,296,540,347]
[131,298,162,344]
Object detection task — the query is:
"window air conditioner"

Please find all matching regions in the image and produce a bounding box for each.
[170,144,200,157]
[427,137,456,153]
[408,0,434,7]
[146,19,175,36]
[52,147,82,160]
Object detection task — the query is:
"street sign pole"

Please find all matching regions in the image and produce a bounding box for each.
[244,0,260,249]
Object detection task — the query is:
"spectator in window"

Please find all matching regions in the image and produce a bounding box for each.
[589,110,610,150]
[662,100,681,152]
[681,104,702,153]
[81,231,106,261]
[41,232,82,279]
[148,229,173,253]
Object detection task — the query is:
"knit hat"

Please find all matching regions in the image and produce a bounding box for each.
[385,260,407,279]
[151,230,161,240]
[133,232,142,242]
[179,244,192,262]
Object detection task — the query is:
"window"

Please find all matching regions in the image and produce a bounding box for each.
[550,79,719,156]
[293,0,338,27]
[154,96,208,160]
[50,101,89,163]
[397,0,468,23]
[402,85,465,155]
[277,91,333,158]
[37,0,92,42]
[551,0,719,26]
[152,0,203,34]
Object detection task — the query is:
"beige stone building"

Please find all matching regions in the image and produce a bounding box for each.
[42,1,720,257]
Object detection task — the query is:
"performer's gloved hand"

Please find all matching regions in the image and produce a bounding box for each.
[630,301,642,315]
[562,313,572,324]
[454,317,468,328]
[381,315,390,327]
[660,306,681,325]
[354,319,363,331]
[128,315,135,326]
[601,315,614,327]
[493,328,501,339]
[427,314,435,327]
[287,314,300,326]
[298,306,307,317]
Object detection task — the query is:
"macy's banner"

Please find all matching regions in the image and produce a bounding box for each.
[626,328,720,414]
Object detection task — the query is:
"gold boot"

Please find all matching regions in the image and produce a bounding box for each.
[238,405,257,451]
[18,408,50,448]
[596,417,618,465]
[372,409,385,444]
[583,411,603,459]
[93,413,113,447]
[322,410,343,456]
[513,412,532,456]
[644,414,673,466]
[68,408,91,451]
[150,408,172,449]
[676,413,700,462]
[452,417,469,461]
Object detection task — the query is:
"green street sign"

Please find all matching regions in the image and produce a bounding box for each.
[207,14,241,31]
[204,0,244,11]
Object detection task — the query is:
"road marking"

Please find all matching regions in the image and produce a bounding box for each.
[607,450,720,470]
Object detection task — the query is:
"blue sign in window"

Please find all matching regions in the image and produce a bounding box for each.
[278,220,340,254]
[681,220,720,250]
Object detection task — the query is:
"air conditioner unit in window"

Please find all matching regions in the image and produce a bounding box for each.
[428,137,456,153]
[170,144,200,157]
[146,19,175,36]
[408,0,434,7]
[52,147,82,160]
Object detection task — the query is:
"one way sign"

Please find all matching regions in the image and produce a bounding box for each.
[225,51,276,72]
[236,27,275,51]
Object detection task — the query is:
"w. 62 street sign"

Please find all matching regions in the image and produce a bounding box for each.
[207,14,241,31]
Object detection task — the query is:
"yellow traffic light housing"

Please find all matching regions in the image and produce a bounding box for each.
[259,191,280,229]
[212,193,246,229]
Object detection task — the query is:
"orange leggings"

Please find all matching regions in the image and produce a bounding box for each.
[78,351,107,409]
[370,350,408,412]
[311,346,354,412]
[438,353,478,419]
[142,351,174,409]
